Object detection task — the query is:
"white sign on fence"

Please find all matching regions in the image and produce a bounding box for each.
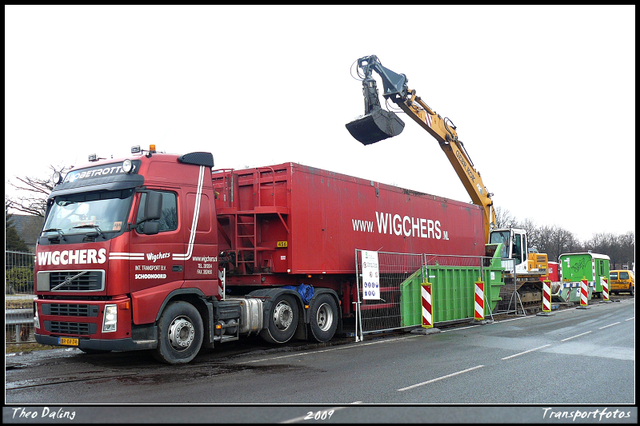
[361,250,380,300]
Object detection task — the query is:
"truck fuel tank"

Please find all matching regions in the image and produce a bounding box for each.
[346,108,405,145]
[237,297,263,335]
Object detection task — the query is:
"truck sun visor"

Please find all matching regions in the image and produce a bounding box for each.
[178,152,214,168]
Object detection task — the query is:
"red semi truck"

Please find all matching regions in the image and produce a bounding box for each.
[34,145,485,363]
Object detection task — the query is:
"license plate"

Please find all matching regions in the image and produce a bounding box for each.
[59,337,79,346]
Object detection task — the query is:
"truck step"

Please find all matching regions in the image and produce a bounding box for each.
[216,334,239,343]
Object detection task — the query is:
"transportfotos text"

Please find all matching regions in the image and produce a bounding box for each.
[541,407,632,421]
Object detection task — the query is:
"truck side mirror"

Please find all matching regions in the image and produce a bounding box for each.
[142,221,160,235]
[135,191,163,235]
[144,191,163,221]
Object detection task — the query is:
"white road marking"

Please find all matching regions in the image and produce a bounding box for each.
[561,331,592,342]
[501,344,551,360]
[598,321,621,330]
[397,365,484,392]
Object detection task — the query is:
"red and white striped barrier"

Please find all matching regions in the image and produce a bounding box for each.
[580,278,589,307]
[474,280,484,321]
[542,279,551,313]
[422,282,433,329]
[602,277,609,301]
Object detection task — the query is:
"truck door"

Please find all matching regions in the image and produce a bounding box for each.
[129,190,184,294]
[182,190,219,291]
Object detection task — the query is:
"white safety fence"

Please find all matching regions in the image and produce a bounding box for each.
[5,251,36,343]
[354,250,424,342]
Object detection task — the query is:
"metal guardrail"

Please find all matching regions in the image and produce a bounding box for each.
[5,294,36,344]
[6,308,33,325]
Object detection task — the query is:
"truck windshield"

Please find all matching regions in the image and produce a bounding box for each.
[43,189,134,236]
[489,231,510,258]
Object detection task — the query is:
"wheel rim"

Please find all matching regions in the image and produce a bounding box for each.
[316,302,334,332]
[272,300,294,331]
[168,316,195,351]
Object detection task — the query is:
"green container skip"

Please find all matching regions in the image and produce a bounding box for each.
[400,259,504,325]
[400,267,425,327]
[558,252,610,299]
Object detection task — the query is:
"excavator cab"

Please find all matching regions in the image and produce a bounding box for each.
[346,55,407,145]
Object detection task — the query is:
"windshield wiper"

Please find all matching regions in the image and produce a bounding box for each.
[72,224,104,238]
[43,228,66,241]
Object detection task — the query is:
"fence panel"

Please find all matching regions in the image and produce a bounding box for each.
[5,251,36,343]
[6,250,35,295]
[355,250,424,341]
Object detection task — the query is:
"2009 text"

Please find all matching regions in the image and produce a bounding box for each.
[304,410,335,421]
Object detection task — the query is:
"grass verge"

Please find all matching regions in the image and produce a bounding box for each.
[6,343,58,354]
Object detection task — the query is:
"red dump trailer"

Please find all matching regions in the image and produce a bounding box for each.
[34,149,486,364]
[213,162,485,279]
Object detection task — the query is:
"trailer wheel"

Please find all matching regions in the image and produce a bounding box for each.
[153,301,203,364]
[309,293,338,343]
[260,294,299,344]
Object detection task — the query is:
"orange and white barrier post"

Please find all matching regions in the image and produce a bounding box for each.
[601,277,610,301]
[579,278,589,307]
[542,279,552,313]
[421,282,433,329]
[474,279,485,321]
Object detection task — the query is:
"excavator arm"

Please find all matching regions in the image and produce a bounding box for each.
[347,55,496,242]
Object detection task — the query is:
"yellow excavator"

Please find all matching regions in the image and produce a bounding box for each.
[346,55,548,308]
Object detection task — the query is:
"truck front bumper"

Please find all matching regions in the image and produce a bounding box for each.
[35,333,157,352]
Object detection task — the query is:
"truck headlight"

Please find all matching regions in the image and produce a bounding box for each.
[34,302,40,330]
[122,159,134,173]
[102,304,118,333]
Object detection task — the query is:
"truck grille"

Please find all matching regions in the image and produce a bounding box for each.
[45,321,97,336]
[39,270,105,292]
[43,304,99,317]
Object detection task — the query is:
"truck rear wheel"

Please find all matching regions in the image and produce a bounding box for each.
[153,301,203,364]
[260,294,298,344]
[309,294,338,343]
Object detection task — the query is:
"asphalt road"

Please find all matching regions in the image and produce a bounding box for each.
[4,297,636,423]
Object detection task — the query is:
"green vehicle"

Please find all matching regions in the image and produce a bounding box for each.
[557,252,610,302]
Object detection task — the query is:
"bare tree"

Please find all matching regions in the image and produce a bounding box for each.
[618,231,636,270]
[494,206,518,229]
[6,164,71,217]
[545,226,580,262]
[585,231,635,270]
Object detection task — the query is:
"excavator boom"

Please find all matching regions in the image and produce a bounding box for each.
[346,55,496,242]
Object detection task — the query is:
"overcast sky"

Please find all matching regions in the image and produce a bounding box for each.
[5,5,635,243]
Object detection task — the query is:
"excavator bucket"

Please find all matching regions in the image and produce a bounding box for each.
[346,108,405,145]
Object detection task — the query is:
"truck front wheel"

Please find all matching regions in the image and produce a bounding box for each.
[154,301,203,364]
[309,293,338,343]
[260,294,299,344]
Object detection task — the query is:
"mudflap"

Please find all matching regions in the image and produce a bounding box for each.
[346,108,405,145]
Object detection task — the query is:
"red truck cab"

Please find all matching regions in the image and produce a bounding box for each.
[34,147,220,362]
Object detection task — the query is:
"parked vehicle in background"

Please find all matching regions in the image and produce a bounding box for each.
[609,270,634,295]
